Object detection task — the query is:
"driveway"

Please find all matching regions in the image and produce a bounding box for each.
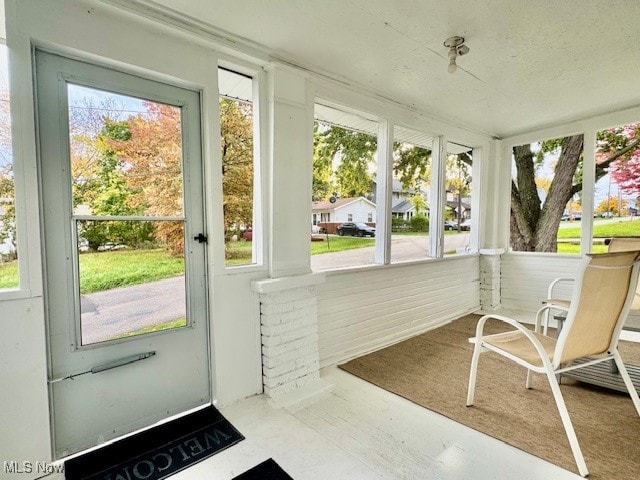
[80,275,186,344]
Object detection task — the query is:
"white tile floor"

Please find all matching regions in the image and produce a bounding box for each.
[172,367,581,480]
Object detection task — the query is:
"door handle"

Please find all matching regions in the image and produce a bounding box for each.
[194,233,208,244]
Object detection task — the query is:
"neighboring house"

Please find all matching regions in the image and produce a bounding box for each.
[446,196,471,221]
[312,196,376,225]
[373,177,430,221]
[391,199,416,221]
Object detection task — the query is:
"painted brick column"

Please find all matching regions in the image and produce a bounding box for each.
[479,251,503,311]
[252,274,330,405]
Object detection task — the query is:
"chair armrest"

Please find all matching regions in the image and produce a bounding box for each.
[547,277,574,300]
[473,313,555,370]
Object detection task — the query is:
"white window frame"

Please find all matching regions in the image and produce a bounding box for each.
[218,59,267,274]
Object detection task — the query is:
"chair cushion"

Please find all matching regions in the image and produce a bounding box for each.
[482,330,557,367]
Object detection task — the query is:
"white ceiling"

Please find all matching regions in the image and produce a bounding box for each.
[149,0,640,138]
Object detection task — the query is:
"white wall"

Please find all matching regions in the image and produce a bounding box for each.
[3,0,268,468]
[335,200,376,223]
[318,256,480,367]
[1,0,503,470]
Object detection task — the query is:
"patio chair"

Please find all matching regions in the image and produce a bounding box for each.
[466,251,640,477]
[545,237,640,322]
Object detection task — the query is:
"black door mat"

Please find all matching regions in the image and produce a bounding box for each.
[64,405,244,480]
[232,459,294,480]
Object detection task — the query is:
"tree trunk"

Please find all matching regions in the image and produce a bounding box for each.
[510,135,584,252]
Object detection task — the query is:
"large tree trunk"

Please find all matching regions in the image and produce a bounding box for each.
[510,135,584,252]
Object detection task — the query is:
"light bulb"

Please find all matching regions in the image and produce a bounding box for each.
[448,58,457,74]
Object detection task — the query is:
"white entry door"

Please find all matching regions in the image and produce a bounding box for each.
[36,50,211,458]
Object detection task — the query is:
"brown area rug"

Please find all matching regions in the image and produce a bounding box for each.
[339,314,640,479]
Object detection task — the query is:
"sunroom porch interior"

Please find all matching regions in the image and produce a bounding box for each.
[2,1,640,479]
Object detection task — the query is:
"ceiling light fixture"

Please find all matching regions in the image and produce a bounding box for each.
[443,36,469,74]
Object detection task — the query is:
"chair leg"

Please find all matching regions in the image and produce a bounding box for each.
[525,369,533,389]
[613,351,640,416]
[545,368,589,477]
[467,341,482,406]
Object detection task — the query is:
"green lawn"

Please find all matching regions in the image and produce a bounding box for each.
[558,219,640,239]
[79,249,184,294]
[109,317,187,340]
[557,243,608,254]
[2,221,638,292]
[0,260,18,289]
[310,236,375,255]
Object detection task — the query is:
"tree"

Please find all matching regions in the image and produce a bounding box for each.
[313,121,434,201]
[314,123,377,199]
[511,136,584,252]
[219,98,254,240]
[106,103,183,254]
[409,193,427,215]
[0,78,16,258]
[595,196,628,216]
[601,123,640,196]
[510,124,640,252]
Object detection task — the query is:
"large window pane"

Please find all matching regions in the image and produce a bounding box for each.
[67,85,188,345]
[510,135,584,254]
[390,126,433,262]
[0,43,18,289]
[594,121,640,236]
[311,104,378,270]
[219,68,256,267]
[445,143,473,255]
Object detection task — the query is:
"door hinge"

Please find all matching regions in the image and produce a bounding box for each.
[194,233,208,244]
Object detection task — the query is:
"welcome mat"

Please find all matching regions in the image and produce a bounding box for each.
[232,459,294,480]
[64,405,244,480]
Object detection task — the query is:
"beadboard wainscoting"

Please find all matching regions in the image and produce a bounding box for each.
[500,252,640,331]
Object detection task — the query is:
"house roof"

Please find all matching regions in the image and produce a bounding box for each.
[150,1,640,138]
[391,200,415,214]
[312,196,375,211]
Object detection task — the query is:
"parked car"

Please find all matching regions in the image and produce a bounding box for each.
[601,211,614,218]
[460,219,472,231]
[444,220,458,231]
[336,222,375,237]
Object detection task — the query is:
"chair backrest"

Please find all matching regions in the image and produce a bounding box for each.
[554,250,640,366]
[607,237,640,309]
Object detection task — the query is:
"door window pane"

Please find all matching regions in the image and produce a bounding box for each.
[67,85,188,345]
[76,220,186,344]
[311,104,378,271]
[445,143,473,255]
[510,135,584,253]
[390,126,433,263]
[68,84,183,218]
[0,43,18,289]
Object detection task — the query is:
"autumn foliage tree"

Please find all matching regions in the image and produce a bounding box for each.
[599,123,640,196]
[219,98,254,241]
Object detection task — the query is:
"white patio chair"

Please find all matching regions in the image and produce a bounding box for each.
[467,250,640,477]
[546,237,640,321]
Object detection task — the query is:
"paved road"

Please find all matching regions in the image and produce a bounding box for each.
[311,233,471,270]
[81,234,470,343]
[80,275,186,344]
